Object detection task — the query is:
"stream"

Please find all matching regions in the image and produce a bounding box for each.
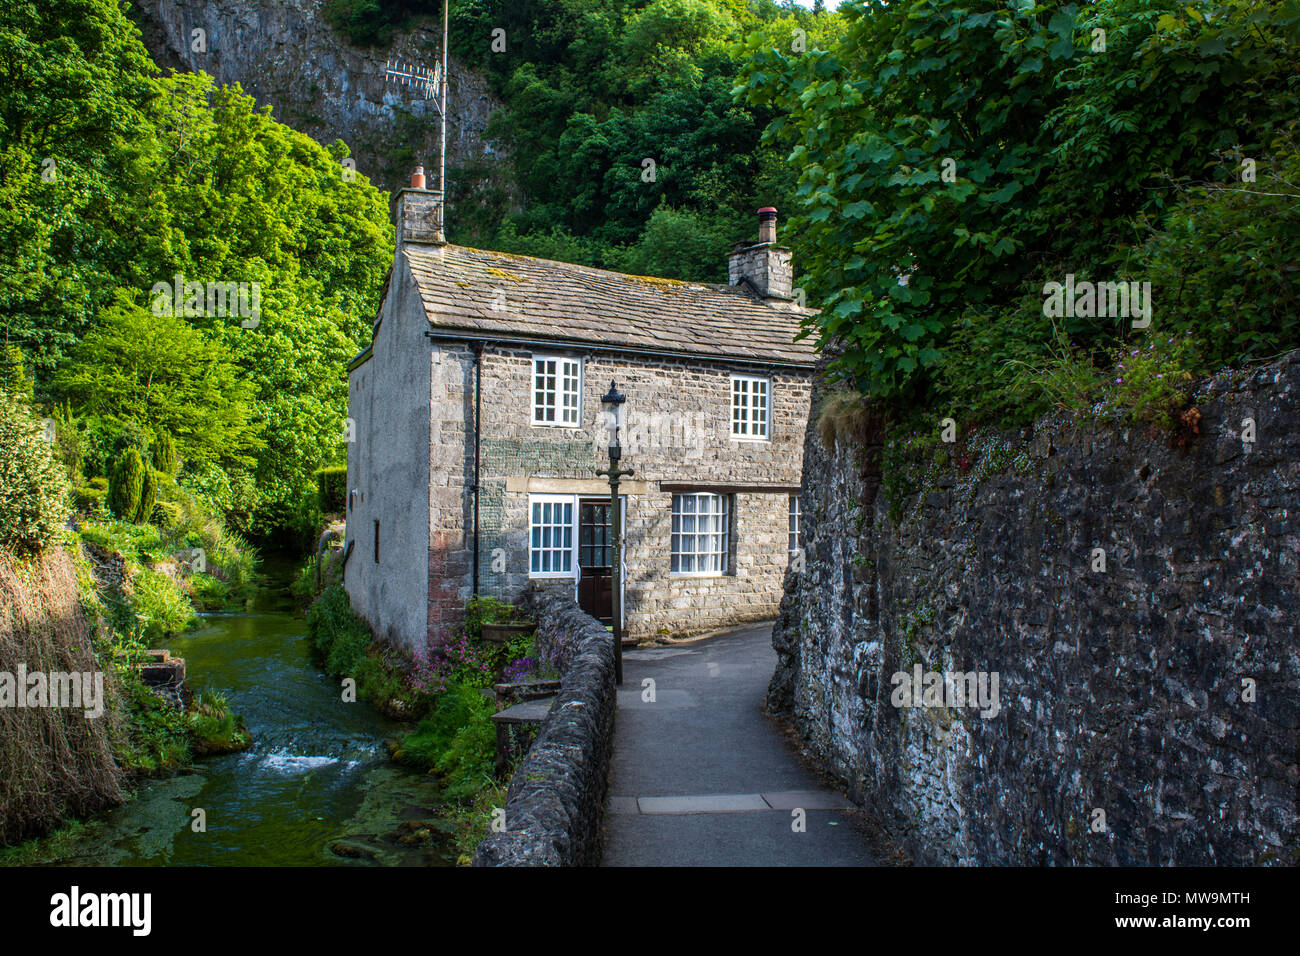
[46,557,452,867]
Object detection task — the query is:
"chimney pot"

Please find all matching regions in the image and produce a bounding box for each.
[411,166,427,189]
[757,206,778,244]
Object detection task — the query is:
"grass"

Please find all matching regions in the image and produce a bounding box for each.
[0,818,98,867]
[439,774,511,866]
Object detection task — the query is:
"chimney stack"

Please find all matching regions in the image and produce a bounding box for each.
[393,166,445,247]
[728,206,792,301]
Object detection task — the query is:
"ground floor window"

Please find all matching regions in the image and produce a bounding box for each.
[529,495,574,576]
[671,493,730,574]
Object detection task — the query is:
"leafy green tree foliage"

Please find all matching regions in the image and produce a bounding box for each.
[432,0,835,272]
[0,389,70,553]
[0,346,33,401]
[1124,135,1300,365]
[607,205,741,280]
[0,0,159,372]
[3,1,394,535]
[54,297,263,471]
[315,466,347,514]
[737,0,1300,407]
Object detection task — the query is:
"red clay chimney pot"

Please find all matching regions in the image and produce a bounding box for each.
[411,166,427,189]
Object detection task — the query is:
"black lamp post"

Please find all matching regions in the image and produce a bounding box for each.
[596,381,632,685]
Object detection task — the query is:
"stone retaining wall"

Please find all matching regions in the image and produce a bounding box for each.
[472,584,616,866]
[773,351,1300,865]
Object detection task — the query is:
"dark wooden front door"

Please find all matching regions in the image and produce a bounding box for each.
[578,499,613,624]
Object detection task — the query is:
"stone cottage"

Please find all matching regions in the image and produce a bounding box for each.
[345,169,818,650]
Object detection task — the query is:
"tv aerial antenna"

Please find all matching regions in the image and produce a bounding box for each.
[383,0,450,196]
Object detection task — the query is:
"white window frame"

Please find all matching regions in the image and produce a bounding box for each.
[670,493,731,576]
[528,494,577,578]
[532,355,582,427]
[730,374,771,440]
[788,494,802,558]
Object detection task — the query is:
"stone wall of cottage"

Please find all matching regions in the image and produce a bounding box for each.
[771,351,1300,865]
[467,346,813,639]
[345,264,435,650]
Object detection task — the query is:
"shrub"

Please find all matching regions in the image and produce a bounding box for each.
[408,629,496,695]
[47,403,85,483]
[1103,333,1202,433]
[306,585,373,677]
[393,681,497,801]
[1128,138,1300,368]
[114,675,190,775]
[112,421,150,459]
[152,431,178,476]
[107,448,144,521]
[130,567,197,642]
[0,390,71,554]
[0,346,33,401]
[463,594,522,639]
[135,467,159,524]
[315,466,347,514]
[184,693,251,756]
[188,572,231,610]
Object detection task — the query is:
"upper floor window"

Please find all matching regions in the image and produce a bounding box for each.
[533,356,581,427]
[731,375,770,440]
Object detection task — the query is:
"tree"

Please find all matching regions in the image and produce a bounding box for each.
[53,295,263,470]
[736,0,1300,405]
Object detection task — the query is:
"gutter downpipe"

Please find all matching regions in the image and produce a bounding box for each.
[471,341,483,598]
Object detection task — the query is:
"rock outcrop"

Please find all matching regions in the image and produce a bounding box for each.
[131,0,507,196]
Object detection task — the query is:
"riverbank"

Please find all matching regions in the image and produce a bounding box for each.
[4,556,457,866]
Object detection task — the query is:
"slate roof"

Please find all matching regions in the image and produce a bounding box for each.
[402,243,819,368]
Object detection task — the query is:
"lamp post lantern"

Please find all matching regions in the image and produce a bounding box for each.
[596,381,631,685]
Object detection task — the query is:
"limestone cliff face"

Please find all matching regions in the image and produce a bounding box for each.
[773,351,1300,865]
[131,0,507,198]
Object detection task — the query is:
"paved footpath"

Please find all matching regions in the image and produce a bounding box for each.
[601,621,875,866]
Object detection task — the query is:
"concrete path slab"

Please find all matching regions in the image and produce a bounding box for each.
[760,790,855,811]
[637,793,769,814]
[601,622,874,867]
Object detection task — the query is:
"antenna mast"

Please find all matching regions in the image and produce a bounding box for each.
[383,0,450,237]
[440,0,449,201]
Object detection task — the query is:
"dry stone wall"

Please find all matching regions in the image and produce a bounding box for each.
[772,351,1300,865]
[473,584,616,867]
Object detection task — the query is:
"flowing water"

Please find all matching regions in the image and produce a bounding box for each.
[46,558,452,866]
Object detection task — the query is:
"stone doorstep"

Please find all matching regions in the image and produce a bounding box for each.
[609,790,854,815]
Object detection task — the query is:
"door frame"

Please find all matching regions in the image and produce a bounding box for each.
[575,495,625,629]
